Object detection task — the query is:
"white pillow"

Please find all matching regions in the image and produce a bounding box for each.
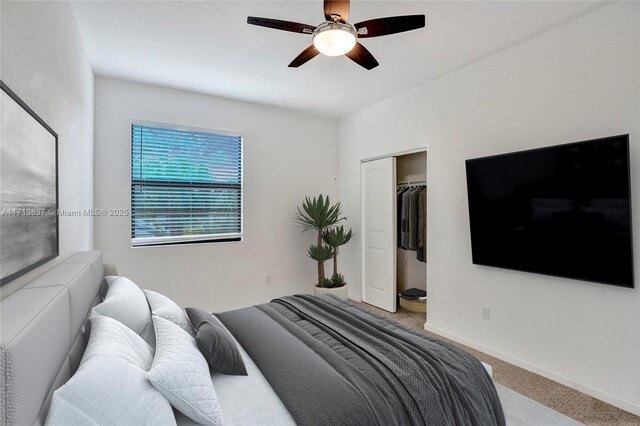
[144,289,196,337]
[46,314,175,426]
[93,276,155,346]
[81,315,154,370]
[46,359,176,426]
[147,316,224,426]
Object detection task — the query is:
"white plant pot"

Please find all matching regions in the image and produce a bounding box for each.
[313,284,348,300]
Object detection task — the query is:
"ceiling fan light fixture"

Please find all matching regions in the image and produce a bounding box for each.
[313,22,357,56]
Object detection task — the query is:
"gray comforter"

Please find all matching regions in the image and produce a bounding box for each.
[217,294,505,426]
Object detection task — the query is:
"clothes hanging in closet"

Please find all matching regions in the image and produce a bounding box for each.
[397,185,426,263]
[397,188,405,246]
[399,188,411,249]
[417,188,426,262]
[409,187,421,250]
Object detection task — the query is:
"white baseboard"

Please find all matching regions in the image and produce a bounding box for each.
[347,294,362,302]
[424,322,640,417]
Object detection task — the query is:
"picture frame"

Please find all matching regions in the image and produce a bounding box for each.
[1,80,59,286]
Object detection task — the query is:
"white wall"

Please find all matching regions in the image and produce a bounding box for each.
[339,2,639,414]
[0,1,94,299]
[94,77,338,311]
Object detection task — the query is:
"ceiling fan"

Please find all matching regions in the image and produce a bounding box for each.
[247,0,425,70]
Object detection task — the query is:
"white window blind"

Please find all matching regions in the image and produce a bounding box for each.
[131,123,242,247]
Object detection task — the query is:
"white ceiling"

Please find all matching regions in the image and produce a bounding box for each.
[71,1,602,117]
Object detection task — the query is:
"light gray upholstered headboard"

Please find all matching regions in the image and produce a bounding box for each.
[1,251,105,426]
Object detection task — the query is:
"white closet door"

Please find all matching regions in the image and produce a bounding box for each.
[361,157,397,312]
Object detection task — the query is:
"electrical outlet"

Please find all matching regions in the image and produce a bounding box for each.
[481,306,491,320]
[265,275,272,285]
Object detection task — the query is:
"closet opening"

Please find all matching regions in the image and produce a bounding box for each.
[396,152,427,315]
[361,149,427,314]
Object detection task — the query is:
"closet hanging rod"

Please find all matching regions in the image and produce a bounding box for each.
[397,180,426,187]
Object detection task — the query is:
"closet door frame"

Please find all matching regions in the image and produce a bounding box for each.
[360,147,427,163]
[360,147,427,312]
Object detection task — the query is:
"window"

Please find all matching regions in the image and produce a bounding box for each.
[131,123,242,247]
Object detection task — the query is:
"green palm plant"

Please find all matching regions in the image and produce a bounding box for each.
[307,244,334,278]
[295,194,345,286]
[322,225,353,278]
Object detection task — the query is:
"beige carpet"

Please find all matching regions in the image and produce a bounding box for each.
[353,301,640,426]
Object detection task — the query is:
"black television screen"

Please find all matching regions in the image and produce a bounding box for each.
[465,135,634,288]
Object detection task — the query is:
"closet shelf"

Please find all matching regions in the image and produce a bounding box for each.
[397,180,426,187]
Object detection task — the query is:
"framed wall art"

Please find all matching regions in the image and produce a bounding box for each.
[1,81,59,286]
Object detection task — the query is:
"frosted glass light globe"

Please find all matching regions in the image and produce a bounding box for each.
[313,23,357,56]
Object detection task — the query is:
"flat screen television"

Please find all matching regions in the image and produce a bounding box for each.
[465,135,634,288]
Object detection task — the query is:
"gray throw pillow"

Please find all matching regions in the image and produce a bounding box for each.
[186,307,247,376]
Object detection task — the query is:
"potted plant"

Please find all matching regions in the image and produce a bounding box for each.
[295,195,352,300]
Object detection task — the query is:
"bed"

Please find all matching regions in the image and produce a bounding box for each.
[0,251,504,425]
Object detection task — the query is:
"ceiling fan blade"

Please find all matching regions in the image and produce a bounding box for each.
[247,17,316,34]
[288,45,321,67]
[324,0,350,23]
[345,42,379,70]
[355,15,425,38]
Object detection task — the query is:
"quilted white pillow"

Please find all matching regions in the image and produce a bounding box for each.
[93,276,155,346]
[144,289,196,337]
[46,313,175,426]
[147,316,224,426]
